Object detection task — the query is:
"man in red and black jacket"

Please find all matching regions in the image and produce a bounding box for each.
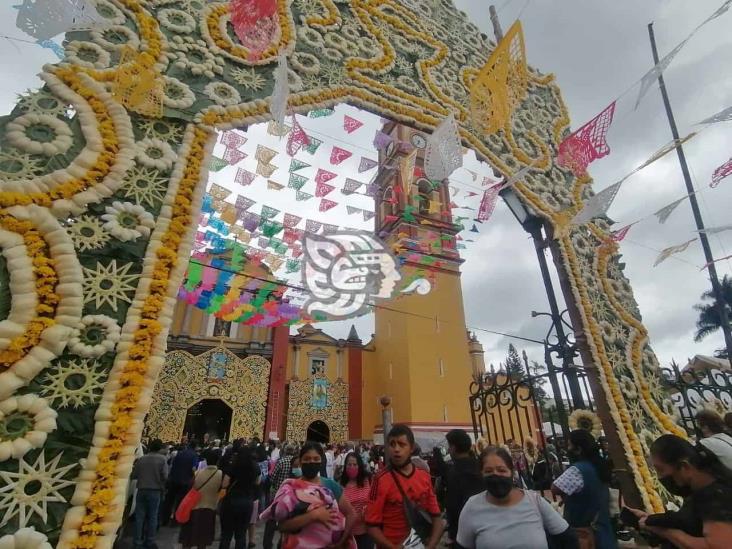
[365,424,444,548]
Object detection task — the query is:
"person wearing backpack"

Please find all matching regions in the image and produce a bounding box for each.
[179,448,223,549]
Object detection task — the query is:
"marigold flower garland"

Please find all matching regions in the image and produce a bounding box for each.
[0,206,83,402]
[0,69,134,215]
[61,125,211,548]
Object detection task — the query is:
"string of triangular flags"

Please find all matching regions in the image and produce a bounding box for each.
[570,99,732,226]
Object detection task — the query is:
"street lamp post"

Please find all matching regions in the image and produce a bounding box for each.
[500,186,586,410]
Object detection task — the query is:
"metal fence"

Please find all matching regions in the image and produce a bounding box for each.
[660,361,732,437]
[468,363,595,447]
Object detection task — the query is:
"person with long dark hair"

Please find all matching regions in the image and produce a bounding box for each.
[627,434,732,548]
[456,446,573,548]
[219,446,260,549]
[179,448,222,549]
[260,441,356,548]
[552,430,617,549]
[340,451,373,549]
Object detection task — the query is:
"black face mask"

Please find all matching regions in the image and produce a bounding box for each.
[659,475,692,498]
[301,462,321,480]
[483,474,513,498]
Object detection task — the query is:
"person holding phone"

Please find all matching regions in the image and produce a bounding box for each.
[626,434,732,548]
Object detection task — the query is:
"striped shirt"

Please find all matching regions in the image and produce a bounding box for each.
[344,480,371,535]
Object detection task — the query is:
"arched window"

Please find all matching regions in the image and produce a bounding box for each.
[417,178,437,215]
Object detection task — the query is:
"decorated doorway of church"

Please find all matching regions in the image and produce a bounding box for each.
[183,399,233,443]
[144,346,271,443]
[306,420,330,444]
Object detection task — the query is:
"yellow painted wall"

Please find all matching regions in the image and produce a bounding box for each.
[288,340,348,384]
[362,263,474,437]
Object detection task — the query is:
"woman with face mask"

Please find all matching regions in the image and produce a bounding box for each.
[552,430,617,549]
[289,456,302,479]
[626,434,732,548]
[456,446,574,548]
[260,442,357,548]
[339,452,374,549]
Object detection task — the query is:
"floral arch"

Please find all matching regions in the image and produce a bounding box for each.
[0,0,682,545]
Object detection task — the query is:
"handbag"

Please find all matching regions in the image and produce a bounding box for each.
[389,470,433,543]
[175,470,217,524]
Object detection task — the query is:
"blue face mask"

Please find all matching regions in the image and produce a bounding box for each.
[291,467,302,478]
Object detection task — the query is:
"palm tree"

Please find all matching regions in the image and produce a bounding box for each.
[693,275,732,357]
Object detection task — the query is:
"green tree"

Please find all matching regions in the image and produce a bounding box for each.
[693,275,732,358]
[505,343,525,379]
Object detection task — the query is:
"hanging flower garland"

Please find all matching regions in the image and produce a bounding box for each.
[65,125,211,547]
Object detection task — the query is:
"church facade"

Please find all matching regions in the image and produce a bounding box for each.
[144,121,517,446]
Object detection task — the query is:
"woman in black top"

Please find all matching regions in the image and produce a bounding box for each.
[219,446,260,549]
[628,434,732,548]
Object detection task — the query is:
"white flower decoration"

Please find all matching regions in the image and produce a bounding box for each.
[135,137,177,171]
[568,409,603,438]
[64,40,111,69]
[158,8,197,33]
[101,200,155,242]
[68,315,121,358]
[290,52,320,75]
[0,527,52,549]
[90,24,140,52]
[619,375,638,399]
[162,76,196,109]
[92,0,126,25]
[204,82,241,107]
[0,395,57,462]
[5,113,73,156]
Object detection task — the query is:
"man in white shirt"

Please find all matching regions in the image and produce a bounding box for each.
[696,409,732,471]
[270,442,281,462]
[325,444,335,478]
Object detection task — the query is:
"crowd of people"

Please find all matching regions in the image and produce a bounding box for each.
[128,408,732,549]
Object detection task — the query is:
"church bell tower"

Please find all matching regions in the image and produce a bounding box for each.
[363,121,476,440]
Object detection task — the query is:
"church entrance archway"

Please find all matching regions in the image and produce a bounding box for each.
[184,399,232,444]
[306,420,330,444]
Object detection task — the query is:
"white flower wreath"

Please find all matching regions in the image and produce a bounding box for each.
[64,40,111,69]
[101,200,155,242]
[68,314,121,358]
[204,82,242,107]
[92,0,127,25]
[290,51,321,75]
[161,76,196,109]
[135,137,177,171]
[158,8,197,33]
[0,395,57,462]
[5,113,73,157]
[568,409,603,438]
[90,24,140,52]
[297,26,324,49]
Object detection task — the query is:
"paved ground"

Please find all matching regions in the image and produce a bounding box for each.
[118,517,642,548]
[118,520,264,548]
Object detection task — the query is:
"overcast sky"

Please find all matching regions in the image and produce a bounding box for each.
[1,1,731,372]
